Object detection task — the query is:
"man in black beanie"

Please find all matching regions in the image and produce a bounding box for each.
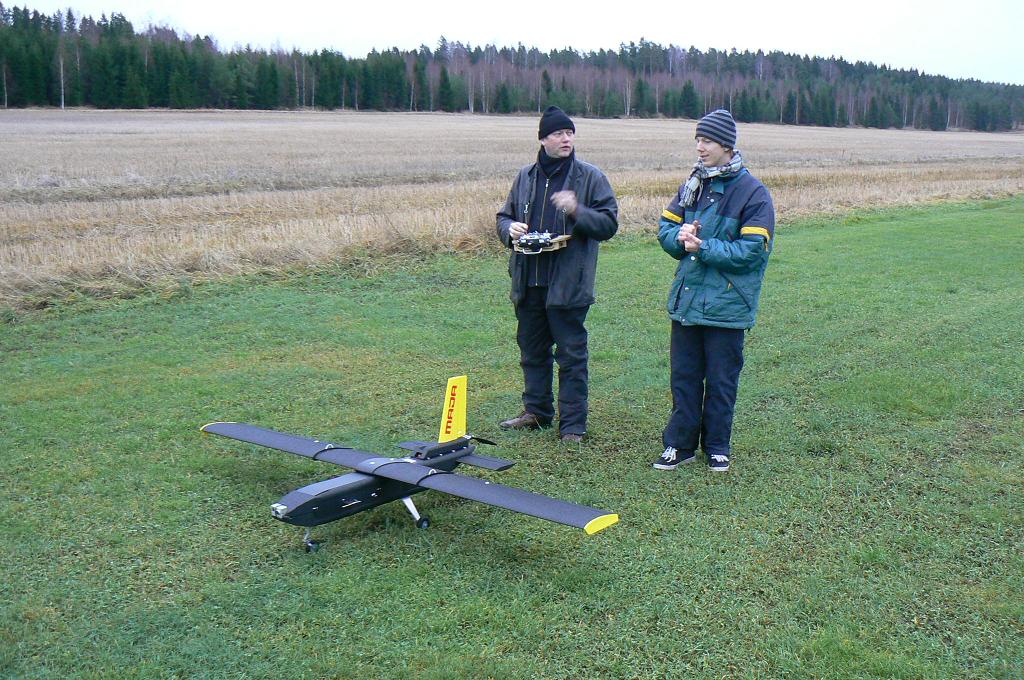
[496,106,619,443]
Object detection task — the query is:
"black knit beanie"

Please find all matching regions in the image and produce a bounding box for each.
[538,106,575,139]
[696,109,737,148]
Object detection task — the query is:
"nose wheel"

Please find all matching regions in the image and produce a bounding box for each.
[403,497,430,529]
[302,528,321,553]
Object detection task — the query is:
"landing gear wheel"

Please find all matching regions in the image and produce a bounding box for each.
[302,528,321,553]
[402,498,429,529]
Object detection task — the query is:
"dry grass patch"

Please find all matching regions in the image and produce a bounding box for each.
[2,109,1023,308]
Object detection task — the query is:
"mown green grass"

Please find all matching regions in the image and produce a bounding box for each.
[2,199,1022,678]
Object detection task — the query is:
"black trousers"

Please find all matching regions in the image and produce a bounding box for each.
[662,322,745,456]
[515,286,590,435]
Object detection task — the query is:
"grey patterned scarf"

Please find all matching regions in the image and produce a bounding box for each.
[679,150,745,207]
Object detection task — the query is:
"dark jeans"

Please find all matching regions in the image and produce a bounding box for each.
[662,322,745,456]
[515,286,590,435]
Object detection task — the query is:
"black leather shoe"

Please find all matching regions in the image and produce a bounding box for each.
[499,412,548,430]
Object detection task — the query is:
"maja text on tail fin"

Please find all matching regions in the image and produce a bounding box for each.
[437,375,467,442]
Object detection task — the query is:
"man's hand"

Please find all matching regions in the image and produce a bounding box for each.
[509,222,529,240]
[550,190,578,216]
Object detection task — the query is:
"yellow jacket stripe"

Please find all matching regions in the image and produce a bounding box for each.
[661,209,683,224]
[740,226,771,240]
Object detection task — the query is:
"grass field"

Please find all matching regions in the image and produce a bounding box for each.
[2,110,1023,310]
[2,197,1022,678]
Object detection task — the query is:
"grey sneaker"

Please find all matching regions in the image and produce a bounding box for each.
[709,453,730,472]
[653,446,695,470]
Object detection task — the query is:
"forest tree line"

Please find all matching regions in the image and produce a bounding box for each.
[1,4,1021,131]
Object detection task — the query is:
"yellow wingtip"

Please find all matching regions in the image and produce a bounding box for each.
[199,421,234,433]
[584,513,619,535]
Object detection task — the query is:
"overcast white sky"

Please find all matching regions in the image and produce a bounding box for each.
[23,0,1024,85]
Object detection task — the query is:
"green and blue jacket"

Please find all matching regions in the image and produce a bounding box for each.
[658,169,775,329]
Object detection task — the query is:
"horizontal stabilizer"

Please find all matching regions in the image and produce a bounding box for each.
[458,454,515,471]
[416,472,618,535]
[201,421,377,469]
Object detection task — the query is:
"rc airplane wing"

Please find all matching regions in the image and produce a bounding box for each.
[416,471,617,534]
[201,376,619,550]
[199,421,378,469]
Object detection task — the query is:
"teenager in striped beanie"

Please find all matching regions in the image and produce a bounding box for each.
[652,108,775,474]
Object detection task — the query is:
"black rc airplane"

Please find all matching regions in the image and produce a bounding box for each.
[201,376,619,551]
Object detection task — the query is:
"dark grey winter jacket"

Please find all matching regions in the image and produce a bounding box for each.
[496,158,618,308]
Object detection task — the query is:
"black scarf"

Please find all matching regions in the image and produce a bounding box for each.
[537,147,574,179]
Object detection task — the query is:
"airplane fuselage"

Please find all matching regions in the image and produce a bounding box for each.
[270,447,470,527]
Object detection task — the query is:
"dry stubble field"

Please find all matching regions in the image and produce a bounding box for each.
[2,109,1023,308]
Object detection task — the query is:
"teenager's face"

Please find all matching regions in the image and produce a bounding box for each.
[696,136,733,167]
[541,129,575,158]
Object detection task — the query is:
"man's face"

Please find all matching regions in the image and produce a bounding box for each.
[696,136,733,167]
[541,129,575,158]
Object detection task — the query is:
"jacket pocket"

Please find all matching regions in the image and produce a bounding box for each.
[721,274,752,311]
[667,275,685,315]
[704,277,748,323]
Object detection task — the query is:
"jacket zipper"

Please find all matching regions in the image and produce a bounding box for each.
[535,177,550,283]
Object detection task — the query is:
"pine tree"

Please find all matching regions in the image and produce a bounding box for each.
[632,78,655,116]
[680,81,700,118]
[783,91,797,124]
[495,82,512,113]
[438,65,454,112]
[837,102,848,128]
[735,89,752,122]
[123,62,146,107]
[927,96,946,130]
[413,58,429,110]
[600,87,623,118]
[254,56,278,109]
[866,96,881,128]
[89,42,116,107]
[798,89,812,125]
[232,65,249,108]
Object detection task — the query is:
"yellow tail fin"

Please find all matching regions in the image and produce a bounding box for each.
[437,375,468,442]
